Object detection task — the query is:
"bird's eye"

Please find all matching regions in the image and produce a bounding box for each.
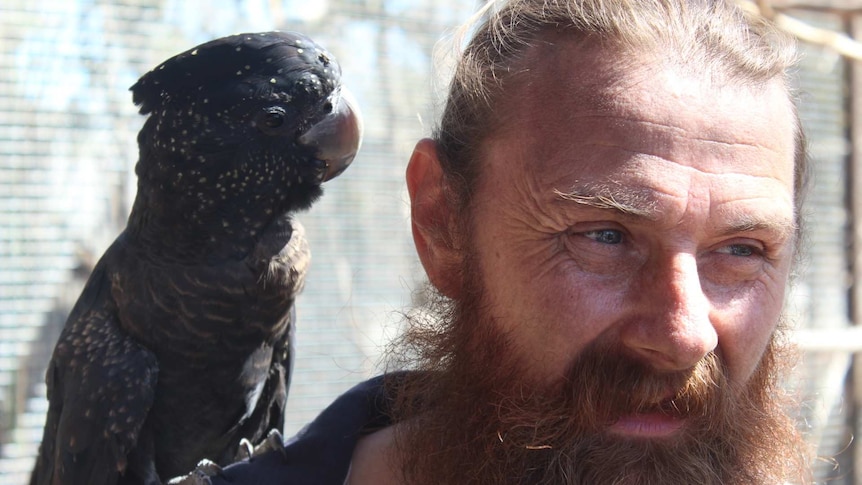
[263,108,285,128]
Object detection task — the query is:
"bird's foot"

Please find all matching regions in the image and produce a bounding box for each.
[233,429,287,462]
[166,459,222,485]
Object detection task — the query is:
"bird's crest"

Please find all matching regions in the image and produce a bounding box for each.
[130,31,337,116]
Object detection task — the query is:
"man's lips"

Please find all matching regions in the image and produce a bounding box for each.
[608,412,685,438]
[608,392,687,438]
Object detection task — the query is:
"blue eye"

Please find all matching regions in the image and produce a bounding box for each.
[719,244,757,257]
[584,229,623,245]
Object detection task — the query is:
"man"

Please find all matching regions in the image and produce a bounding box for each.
[187,0,813,483]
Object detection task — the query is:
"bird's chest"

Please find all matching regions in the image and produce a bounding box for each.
[145,333,285,473]
[114,259,294,349]
[154,341,276,412]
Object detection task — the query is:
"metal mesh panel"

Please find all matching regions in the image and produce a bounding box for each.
[0,1,855,484]
[0,1,473,481]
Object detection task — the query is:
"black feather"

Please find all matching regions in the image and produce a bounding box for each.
[30,31,357,485]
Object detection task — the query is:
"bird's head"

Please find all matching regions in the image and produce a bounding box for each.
[127,32,362,257]
[125,32,362,260]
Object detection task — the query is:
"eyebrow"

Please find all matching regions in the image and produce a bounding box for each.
[553,183,660,220]
[713,215,798,241]
[553,183,798,240]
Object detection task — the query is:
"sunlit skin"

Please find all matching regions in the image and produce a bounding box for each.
[412,41,797,442]
[457,42,798,437]
[346,41,798,482]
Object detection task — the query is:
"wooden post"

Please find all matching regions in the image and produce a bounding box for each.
[848,13,862,485]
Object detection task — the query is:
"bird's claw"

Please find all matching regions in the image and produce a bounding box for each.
[255,429,287,458]
[166,459,222,485]
[233,429,287,463]
[235,438,254,461]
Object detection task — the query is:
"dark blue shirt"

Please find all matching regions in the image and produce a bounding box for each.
[207,374,394,484]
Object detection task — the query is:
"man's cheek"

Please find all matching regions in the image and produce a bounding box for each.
[714,309,781,384]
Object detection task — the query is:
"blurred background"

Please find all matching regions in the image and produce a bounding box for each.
[0,0,860,483]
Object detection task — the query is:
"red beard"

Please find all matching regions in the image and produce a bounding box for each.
[387,286,811,484]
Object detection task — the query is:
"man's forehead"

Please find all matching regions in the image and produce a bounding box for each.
[488,39,797,179]
[511,38,793,118]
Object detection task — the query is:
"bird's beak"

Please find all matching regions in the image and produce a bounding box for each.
[298,87,363,182]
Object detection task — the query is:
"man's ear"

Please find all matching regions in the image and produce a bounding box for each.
[406,138,463,299]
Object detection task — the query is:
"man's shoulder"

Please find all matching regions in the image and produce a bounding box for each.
[205,373,404,485]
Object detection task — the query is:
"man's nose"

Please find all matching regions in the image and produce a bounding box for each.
[620,252,718,372]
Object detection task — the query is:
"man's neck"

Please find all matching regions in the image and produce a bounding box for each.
[345,424,401,485]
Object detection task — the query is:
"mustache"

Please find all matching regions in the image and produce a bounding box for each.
[568,345,726,422]
[493,344,729,445]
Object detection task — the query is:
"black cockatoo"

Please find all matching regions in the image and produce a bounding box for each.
[29,31,362,485]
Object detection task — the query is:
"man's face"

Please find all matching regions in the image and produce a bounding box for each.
[399,42,807,484]
[467,43,797,413]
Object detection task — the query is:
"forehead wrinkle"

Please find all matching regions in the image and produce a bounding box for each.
[625,118,784,153]
[573,117,790,168]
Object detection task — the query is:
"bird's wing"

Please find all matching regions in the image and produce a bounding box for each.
[226,217,310,451]
[31,263,159,485]
[261,217,308,408]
